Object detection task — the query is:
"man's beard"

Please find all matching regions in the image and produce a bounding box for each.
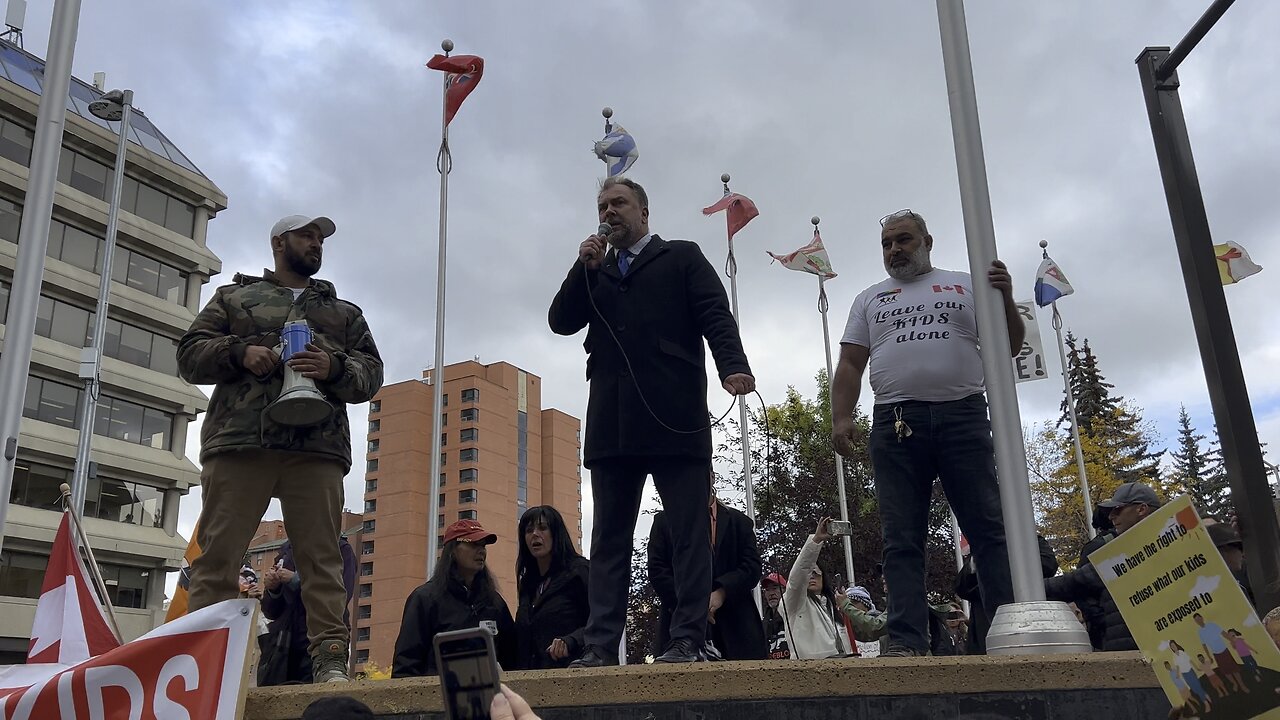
[285,246,321,277]
[606,220,635,247]
[885,244,931,280]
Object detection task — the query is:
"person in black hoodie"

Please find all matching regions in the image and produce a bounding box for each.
[514,506,590,669]
[392,519,517,677]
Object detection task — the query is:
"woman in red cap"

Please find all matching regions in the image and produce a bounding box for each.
[392,519,517,677]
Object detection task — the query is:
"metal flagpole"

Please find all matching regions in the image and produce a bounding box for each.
[0,0,84,555]
[813,217,855,587]
[1042,241,1094,539]
[935,0,1089,653]
[425,38,453,579]
[59,483,123,641]
[720,173,755,523]
[69,89,134,515]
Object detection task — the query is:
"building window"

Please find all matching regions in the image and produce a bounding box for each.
[358,584,372,600]
[0,116,34,165]
[364,499,376,513]
[440,432,447,447]
[368,419,380,433]
[460,468,478,484]
[367,439,379,453]
[23,377,172,449]
[437,514,445,529]
[369,400,381,413]
[10,459,165,526]
[438,472,445,487]
[99,563,150,609]
[356,648,370,664]
[442,393,449,407]
[441,412,447,427]
[460,448,478,463]
[438,493,445,508]
[356,626,371,641]
[357,605,371,620]
[360,562,373,577]
[366,459,378,473]
[460,428,478,443]
[459,489,478,504]
[440,452,446,467]
[0,550,48,598]
[360,541,374,556]
[517,410,528,516]
[365,478,377,493]
[461,408,479,423]
[362,520,375,534]
[461,388,479,403]
[458,510,478,521]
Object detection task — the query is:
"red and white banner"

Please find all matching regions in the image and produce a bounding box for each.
[27,511,120,664]
[0,599,256,720]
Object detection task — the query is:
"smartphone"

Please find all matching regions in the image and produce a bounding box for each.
[833,573,844,590]
[828,520,852,537]
[434,627,502,720]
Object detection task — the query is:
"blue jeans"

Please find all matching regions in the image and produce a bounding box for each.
[870,393,1013,653]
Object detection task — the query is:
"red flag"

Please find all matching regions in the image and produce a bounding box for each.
[426,54,485,125]
[702,191,759,240]
[27,512,119,664]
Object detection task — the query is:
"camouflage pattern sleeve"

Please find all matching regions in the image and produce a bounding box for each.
[320,308,383,405]
[178,287,248,385]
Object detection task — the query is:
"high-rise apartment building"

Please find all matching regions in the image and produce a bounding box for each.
[0,39,225,661]
[354,360,582,672]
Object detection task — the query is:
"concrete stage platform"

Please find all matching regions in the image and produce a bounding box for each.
[245,652,1170,719]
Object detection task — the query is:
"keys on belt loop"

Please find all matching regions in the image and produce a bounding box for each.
[893,406,912,443]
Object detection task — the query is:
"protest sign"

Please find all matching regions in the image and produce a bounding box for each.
[0,599,256,720]
[1013,300,1048,384]
[1091,495,1280,718]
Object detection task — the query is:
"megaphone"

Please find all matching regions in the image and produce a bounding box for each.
[264,320,334,427]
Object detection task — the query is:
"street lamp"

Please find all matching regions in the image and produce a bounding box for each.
[68,88,133,515]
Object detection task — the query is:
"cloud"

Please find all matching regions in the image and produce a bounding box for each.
[1189,575,1221,599]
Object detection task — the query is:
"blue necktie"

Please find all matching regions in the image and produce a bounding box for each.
[618,250,633,275]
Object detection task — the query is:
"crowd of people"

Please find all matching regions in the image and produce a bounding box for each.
[179,182,1273,694]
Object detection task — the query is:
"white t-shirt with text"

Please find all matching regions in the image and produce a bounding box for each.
[841,269,985,404]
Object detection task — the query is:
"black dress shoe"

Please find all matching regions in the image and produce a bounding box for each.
[654,638,703,664]
[568,647,618,668]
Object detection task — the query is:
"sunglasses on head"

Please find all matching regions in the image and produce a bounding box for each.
[880,208,917,226]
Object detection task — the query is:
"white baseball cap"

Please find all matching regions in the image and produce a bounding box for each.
[271,214,336,240]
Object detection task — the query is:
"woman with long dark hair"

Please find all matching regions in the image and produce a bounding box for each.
[392,519,516,677]
[514,505,590,669]
[781,517,853,659]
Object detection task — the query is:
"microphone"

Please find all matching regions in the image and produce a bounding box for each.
[596,223,613,238]
[582,223,612,264]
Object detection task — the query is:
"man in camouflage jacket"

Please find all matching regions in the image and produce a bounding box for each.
[178,214,382,683]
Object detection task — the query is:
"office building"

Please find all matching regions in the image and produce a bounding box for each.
[354,360,582,671]
[0,38,225,661]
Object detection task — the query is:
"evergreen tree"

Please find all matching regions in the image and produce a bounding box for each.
[1038,335,1164,563]
[1195,425,1235,519]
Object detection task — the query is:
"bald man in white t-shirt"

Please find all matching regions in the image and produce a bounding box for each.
[830,209,1024,657]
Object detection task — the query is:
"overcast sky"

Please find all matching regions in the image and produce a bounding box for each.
[17,1,1280,594]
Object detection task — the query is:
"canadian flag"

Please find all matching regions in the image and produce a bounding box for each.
[26,511,120,664]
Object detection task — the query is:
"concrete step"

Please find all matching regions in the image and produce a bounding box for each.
[245,652,1170,720]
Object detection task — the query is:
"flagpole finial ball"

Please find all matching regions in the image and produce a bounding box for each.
[441,39,454,52]
[811,216,821,226]
[602,107,614,119]
[59,482,70,494]
[1039,239,1048,249]
[721,173,731,184]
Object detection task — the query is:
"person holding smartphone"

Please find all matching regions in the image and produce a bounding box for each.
[781,517,853,659]
[393,520,517,677]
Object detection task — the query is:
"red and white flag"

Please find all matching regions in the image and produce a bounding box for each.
[767,231,837,279]
[0,599,257,719]
[26,511,119,665]
[702,188,759,241]
[426,53,485,126]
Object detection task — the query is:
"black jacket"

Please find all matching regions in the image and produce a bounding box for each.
[648,503,767,660]
[514,556,591,670]
[955,533,1060,654]
[549,236,751,466]
[1044,561,1136,652]
[1075,531,1116,650]
[391,576,517,677]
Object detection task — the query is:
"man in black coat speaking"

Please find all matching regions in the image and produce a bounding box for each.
[549,176,755,665]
